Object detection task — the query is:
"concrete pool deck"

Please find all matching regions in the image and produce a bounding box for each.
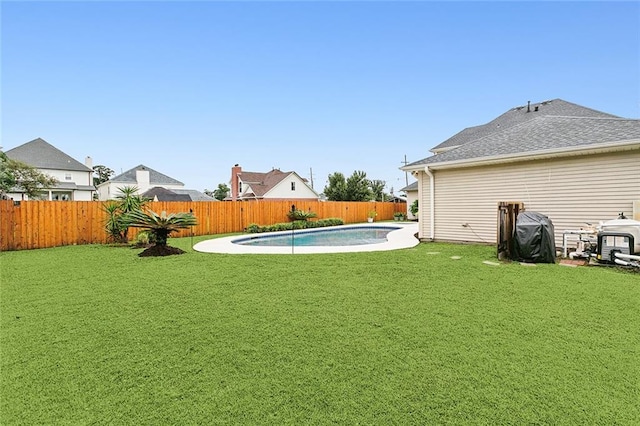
[193,222,420,254]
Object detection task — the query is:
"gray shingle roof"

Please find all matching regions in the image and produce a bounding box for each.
[410,116,640,167]
[400,181,418,192]
[142,187,191,202]
[109,164,183,186]
[172,189,216,201]
[430,99,620,153]
[406,99,639,168]
[4,138,92,172]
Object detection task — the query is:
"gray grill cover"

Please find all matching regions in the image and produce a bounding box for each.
[513,212,556,263]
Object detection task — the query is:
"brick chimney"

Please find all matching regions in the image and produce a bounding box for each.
[231,164,242,201]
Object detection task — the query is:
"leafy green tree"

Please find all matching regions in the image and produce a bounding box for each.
[324,172,348,201]
[325,170,375,201]
[0,152,58,199]
[127,209,197,254]
[212,183,230,201]
[369,179,387,201]
[93,165,114,186]
[345,170,372,201]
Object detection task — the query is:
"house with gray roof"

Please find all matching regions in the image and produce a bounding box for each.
[96,164,185,201]
[3,138,95,201]
[141,187,215,202]
[401,99,640,248]
[97,164,214,202]
[230,164,320,201]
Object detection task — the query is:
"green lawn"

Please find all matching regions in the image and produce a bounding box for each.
[1,236,638,425]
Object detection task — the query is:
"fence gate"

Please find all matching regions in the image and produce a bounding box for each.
[497,201,524,260]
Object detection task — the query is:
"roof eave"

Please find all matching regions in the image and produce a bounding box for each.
[432,139,640,170]
[403,139,640,172]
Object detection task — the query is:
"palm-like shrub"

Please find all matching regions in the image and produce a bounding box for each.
[102,186,149,243]
[103,201,129,243]
[127,209,197,247]
[287,209,318,221]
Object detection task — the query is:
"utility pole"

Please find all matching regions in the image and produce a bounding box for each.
[401,155,409,187]
[309,167,314,189]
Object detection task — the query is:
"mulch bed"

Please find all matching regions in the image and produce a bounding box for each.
[138,245,186,257]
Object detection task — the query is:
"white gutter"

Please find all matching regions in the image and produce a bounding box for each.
[425,166,435,240]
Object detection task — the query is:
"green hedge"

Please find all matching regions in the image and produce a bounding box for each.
[245,218,344,233]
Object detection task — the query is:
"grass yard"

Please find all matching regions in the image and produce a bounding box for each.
[1,235,638,425]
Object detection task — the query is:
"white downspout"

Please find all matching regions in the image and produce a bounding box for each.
[425,166,435,240]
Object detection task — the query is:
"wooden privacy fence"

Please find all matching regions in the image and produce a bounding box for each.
[0,200,407,251]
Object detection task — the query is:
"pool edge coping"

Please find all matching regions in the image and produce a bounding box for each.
[193,222,419,254]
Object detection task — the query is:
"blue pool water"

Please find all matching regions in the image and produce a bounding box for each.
[233,226,400,247]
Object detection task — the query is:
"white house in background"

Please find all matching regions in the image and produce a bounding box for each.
[230,164,320,201]
[399,180,418,220]
[97,164,184,200]
[401,98,640,248]
[3,138,95,201]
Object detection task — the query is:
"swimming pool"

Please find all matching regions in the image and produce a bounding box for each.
[193,222,419,254]
[234,226,399,247]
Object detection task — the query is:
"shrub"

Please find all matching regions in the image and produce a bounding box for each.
[394,212,407,221]
[287,209,318,221]
[410,200,419,216]
[246,223,263,233]
[245,218,345,233]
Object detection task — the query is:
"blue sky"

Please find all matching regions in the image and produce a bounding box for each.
[2,1,639,194]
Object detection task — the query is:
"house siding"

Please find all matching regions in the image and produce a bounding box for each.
[265,176,318,199]
[419,150,640,247]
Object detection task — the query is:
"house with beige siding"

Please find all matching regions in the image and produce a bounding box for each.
[401,99,640,248]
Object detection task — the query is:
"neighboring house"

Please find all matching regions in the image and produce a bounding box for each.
[141,187,215,202]
[230,164,320,201]
[4,138,95,201]
[401,98,640,247]
[97,164,184,200]
[142,187,192,202]
[399,181,418,220]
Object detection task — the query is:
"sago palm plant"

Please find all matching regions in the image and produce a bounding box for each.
[127,209,197,248]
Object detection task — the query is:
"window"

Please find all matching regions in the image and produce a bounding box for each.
[291,182,296,191]
[65,173,72,181]
[52,192,72,201]
[239,182,242,193]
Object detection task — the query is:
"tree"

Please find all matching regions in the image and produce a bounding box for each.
[323,172,348,201]
[211,183,230,201]
[324,170,375,201]
[93,165,114,186]
[369,179,387,201]
[0,152,58,199]
[127,209,198,256]
[345,170,372,201]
